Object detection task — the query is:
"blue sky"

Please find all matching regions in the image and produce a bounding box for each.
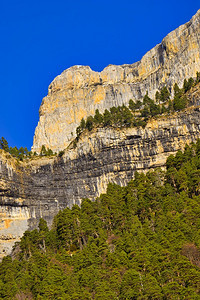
[0,0,199,150]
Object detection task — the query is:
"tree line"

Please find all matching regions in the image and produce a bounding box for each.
[1,72,200,156]
[75,72,200,145]
[1,140,200,298]
[0,137,56,161]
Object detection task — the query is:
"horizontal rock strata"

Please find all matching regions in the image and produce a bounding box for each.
[1,99,200,257]
[1,10,200,258]
[32,9,200,153]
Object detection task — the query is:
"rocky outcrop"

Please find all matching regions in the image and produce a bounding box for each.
[1,10,200,258]
[32,9,200,153]
[1,82,200,257]
[0,152,29,259]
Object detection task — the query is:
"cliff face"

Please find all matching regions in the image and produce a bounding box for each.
[0,152,30,259]
[32,10,200,153]
[1,10,200,258]
[1,82,200,257]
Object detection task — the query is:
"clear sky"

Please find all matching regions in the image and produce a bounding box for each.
[0,0,199,150]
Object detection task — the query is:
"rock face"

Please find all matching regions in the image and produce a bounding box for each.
[1,82,200,257]
[32,9,200,153]
[0,152,30,259]
[1,10,200,258]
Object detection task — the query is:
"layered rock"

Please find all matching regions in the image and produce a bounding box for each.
[0,151,30,259]
[32,9,200,153]
[1,82,200,257]
[1,10,200,258]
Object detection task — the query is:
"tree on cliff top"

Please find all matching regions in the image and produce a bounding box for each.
[0,137,9,152]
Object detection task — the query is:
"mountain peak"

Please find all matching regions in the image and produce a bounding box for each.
[32,10,200,153]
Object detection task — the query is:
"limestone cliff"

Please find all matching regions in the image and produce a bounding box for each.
[1,83,200,257]
[32,9,200,153]
[1,10,200,258]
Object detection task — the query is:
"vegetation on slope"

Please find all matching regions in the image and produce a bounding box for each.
[0,138,56,161]
[1,73,200,157]
[74,72,200,147]
[1,141,200,299]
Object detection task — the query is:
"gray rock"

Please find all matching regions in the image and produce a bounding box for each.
[32,9,200,153]
[1,10,200,258]
[1,94,200,257]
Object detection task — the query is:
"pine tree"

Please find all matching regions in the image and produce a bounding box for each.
[40,145,47,156]
[0,137,9,152]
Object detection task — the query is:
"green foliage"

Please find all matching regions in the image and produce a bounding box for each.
[167,99,173,112]
[80,117,86,129]
[0,137,9,152]
[86,115,94,131]
[174,82,182,97]
[74,72,200,144]
[58,150,65,157]
[149,101,160,116]
[141,105,149,117]
[39,218,49,233]
[0,137,32,160]
[196,71,200,83]
[0,137,55,160]
[94,109,103,124]
[40,145,55,157]
[103,109,112,126]
[40,145,47,156]
[160,86,170,102]
[46,148,54,156]
[183,77,194,92]
[141,93,160,117]
[173,94,188,111]
[129,99,142,110]
[172,82,188,111]
[156,85,170,103]
[1,141,200,298]
[76,118,86,137]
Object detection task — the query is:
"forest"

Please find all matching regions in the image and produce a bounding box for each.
[1,140,200,299]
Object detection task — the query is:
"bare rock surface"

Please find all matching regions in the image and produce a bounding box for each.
[1,11,200,258]
[1,87,200,257]
[32,10,200,153]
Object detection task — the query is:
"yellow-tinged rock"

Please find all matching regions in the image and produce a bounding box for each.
[32,9,200,153]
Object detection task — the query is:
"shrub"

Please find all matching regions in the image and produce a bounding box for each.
[58,150,65,157]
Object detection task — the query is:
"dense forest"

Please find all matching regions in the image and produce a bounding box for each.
[1,141,200,299]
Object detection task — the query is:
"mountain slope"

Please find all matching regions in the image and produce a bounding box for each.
[1,11,200,258]
[1,83,200,258]
[1,142,200,299]
[32,9,200,153]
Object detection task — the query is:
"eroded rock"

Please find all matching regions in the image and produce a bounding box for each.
[32,10,200,153]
